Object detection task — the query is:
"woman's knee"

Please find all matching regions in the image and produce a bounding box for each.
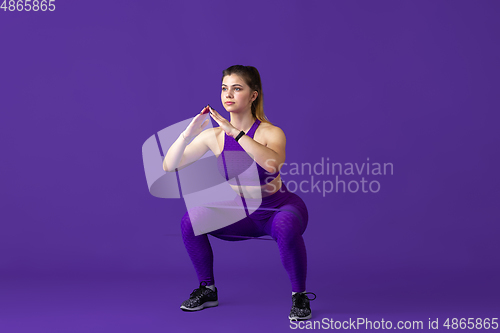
[271,210,305,241]
[290,198,309,230]
[279,204,308,230]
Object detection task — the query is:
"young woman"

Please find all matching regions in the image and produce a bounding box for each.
[163,65,315,320]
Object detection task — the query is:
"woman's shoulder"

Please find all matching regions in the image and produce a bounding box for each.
[257,120,286,143]
[259,121,285,135]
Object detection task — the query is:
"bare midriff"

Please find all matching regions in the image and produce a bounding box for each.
[231,173,282,199]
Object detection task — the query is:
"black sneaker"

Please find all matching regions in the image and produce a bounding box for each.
[288,292,316,321]
[180,281,218,311]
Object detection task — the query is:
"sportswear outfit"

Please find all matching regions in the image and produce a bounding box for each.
[180,119,314,319]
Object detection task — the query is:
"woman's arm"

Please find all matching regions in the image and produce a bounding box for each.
[209,108,286,173]
[163,131,211,172]
[234,126,286,174]
[163,109,212,172]
[163,132,189,172]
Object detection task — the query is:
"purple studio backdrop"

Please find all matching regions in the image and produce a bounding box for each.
[1,1,499,332]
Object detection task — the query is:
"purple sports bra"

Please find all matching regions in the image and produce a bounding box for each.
[216,119,280,186]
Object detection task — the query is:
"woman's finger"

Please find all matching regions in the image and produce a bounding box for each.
[201,118,210,129]
[210,112,220,124]
[208,105,217,115]
[211,109,223,120]
[210,113,220,123]
[191,114,201,123]
[193,113,205,124]
[214,114,225,125]
[209,110,219,120]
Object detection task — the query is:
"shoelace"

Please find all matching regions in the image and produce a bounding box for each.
[190,281,210,298]
[293,292,317,308]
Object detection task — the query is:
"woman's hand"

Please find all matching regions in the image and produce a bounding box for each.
[208,106,240,137]
[183,105,211,140]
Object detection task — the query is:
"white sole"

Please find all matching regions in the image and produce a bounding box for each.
[289,314,312,321]
[180,300,219,311]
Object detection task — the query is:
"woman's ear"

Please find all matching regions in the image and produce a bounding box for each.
[252,91,258,103]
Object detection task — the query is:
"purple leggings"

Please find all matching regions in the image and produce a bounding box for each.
[180,183,309,292]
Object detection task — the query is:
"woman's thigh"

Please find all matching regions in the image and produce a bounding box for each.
[184,196,266,241]
[263,194,309,236]
[185,192,309,241]
[183,196,251,237]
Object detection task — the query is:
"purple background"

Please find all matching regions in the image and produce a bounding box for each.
[1,1,499,332]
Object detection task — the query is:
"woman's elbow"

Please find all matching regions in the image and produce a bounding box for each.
[163,164,176,172]
[163,160,173,172]
[263,159,281,174]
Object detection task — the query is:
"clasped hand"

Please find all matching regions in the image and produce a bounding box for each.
[183,105,239,140]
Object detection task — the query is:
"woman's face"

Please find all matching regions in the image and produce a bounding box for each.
[221,74,257,114]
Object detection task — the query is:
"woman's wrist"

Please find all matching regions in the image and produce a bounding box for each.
[229,127,242,138]
[234,130,245,142]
